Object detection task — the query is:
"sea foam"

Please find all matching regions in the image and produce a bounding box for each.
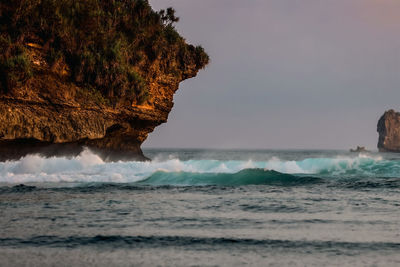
[0,149,394,184]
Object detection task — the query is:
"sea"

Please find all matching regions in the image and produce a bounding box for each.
[0,148,399,266]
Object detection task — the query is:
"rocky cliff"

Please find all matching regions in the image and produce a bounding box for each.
[0,0,208,161]
[377,110,400,152]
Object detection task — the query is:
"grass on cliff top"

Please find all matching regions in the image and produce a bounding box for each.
[0,0,209,105]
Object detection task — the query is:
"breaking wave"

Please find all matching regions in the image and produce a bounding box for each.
[0,149,399,186]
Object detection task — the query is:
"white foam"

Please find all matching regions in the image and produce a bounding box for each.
[0,149,388,184]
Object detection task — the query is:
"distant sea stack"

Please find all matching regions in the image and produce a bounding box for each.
[0,0,209,161]
[377,110,400,152]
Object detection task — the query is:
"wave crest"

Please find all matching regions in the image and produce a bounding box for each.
[0,149,398,184]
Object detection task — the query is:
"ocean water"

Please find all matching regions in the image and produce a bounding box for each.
[0,149,400,266]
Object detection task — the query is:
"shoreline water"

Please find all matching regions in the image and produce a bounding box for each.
[1,149,399,266]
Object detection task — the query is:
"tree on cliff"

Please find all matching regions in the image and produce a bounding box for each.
[0,0,209,105]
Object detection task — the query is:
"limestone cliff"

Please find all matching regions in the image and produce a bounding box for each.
[0,0,208,161]
[377,110,400,152]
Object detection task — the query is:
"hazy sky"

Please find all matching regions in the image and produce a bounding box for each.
[144,0,400,150]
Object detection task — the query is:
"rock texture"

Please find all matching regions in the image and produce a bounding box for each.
[377,109,400,152]
[0,1,209,161]
[0,45,201,161]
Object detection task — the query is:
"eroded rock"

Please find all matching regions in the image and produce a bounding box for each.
[377,109,400,152]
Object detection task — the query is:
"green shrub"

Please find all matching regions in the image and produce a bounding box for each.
[76,86,110,107]
[164,25,181,44]
[195,45,210,69]
[0,0,209,104]
[127,69,149,104]
[0,45,32,91]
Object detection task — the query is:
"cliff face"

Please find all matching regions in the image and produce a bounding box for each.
[0,0,208,161]
[377,110,400,152]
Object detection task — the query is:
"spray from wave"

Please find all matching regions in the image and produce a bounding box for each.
[0,149,398,185]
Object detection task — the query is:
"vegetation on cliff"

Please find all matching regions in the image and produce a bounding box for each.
[0,0,209,105]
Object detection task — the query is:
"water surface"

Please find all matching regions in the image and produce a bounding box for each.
[0,149,399,266]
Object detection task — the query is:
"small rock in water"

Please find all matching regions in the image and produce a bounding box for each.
[349,146,369,153]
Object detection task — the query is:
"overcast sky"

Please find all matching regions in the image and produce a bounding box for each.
[144,0,400,150]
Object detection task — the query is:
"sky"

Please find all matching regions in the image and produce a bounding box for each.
[144,0,400,150]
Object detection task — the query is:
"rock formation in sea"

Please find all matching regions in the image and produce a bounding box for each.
[0,0,208,161]
[377,109,400,152]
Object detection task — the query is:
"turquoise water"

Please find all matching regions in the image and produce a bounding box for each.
[0,149,400,266]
